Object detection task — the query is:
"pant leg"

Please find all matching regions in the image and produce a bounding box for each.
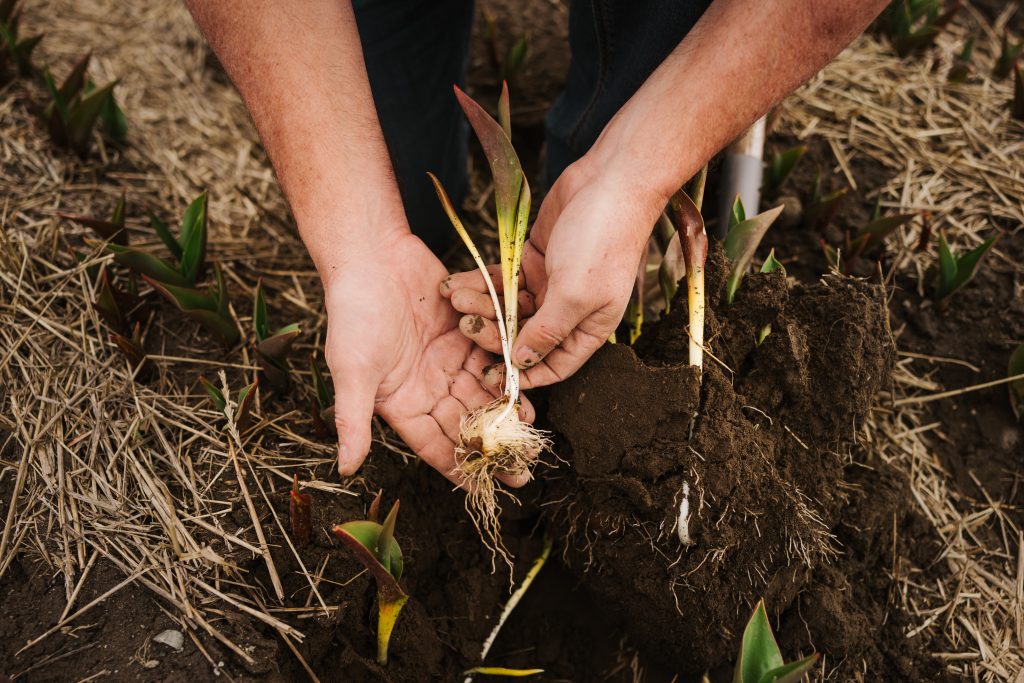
[353,0,475,255]
[544,0,714,186]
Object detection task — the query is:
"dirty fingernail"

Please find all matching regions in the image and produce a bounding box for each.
[515,347,542,368]
[439,277,452,294]
[483,363,504,385]
[460,315,486,336]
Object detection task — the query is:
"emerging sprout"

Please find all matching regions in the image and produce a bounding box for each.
[289,474,312,546]
[947,34,975,83]
[253,279,300,390]
[802,171,848,232]
[1009,343,1024,421]
[993,31,1024,80]
[666,167,709,377]
[110,321,147,376]
[732,600,818,683]
[145,263,239,345]
[482,8,529,83]
[42,52,126,158]
[333,494,408,666]
[762,145,806,199]
[200,375,258,433]
[756,250,786,346]
[60,192,130,246]
[309,352,336,437]
[429,83,551,559]
[883,0,961,58]
[105,191,208,287]
[0,0,43,81]
[825,199,918,273]
[930,232,999,311]
[723,195,784,305]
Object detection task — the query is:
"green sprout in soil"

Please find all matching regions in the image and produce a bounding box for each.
[930,232,999,311]
[482,7,528,83]
[883,0,960,58]
[668,167,709,377]
[200,375,258,433]
[802,171,848,232]
[110,321,147,376]
[723,195,784,305]
[993,31,1023,80]
[106,191,208,288]
[0,0,43,82]
[42,52,126,158]
[145,263,239,345]
[822,199,917,273]
[332,494,407,666]
[1007,343,1024,421]
[289,474,311,546]
[309,351,336,437]
[947,34,975,83]
[429,83,551,558]
[253,279,300,391]
[762,145,806,200]
[60,192,130,246]
[730,600,818,683]
[756,250,785,346]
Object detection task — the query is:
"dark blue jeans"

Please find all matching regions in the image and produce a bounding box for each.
[354,0,713,254]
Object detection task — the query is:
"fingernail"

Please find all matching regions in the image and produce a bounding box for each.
[515,347,542,368]
[439,277,452,294]
[483,363,504,385]
[460,315,485,335]
[338,443,352,475]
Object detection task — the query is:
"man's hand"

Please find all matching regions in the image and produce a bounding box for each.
[326,230,533,485]
[440,160,665,390]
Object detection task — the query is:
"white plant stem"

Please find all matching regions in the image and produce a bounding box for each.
[677,481,693,546]
[687,264,705,372]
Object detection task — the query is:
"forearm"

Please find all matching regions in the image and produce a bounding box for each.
[183,0,406,277]
[591,0,888,208]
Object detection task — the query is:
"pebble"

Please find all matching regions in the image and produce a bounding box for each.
[153,629,185,652]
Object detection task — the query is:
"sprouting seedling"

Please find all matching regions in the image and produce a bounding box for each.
[309,352,336,437]
[883,0,961,58]
[333,494,408,666]
[200,375,258,433]
[253,279,300,391]
[930,232,999,311]
[732,600,818,683]
[723,195,785,305]
[756,250,785,346]
[668,167,709,377]
[0,0,43,81]
[60,192,130,246]
[947,34,975,83]
[110,321,147,376]
[1009,343,1024,421]
[42,52,126,158]
[429,83,551,560]
[802,171,848,232]
[1013,64,1024,122]
[482,7,529,83]
[104,191,209,288]
[828,199,918,273]
[762,145,806,199]
[993,31,1024,80]
[145,263,239,345]
[653,212,684,315]
[289,474,311,546]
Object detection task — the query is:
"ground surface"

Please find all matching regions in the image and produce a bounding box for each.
[1,1,1023,682]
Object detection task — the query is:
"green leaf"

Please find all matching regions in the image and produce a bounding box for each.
[502,35,529,81]
[94,267,125,333]
[236,378,258,432]
[1009,343,1024,421]
[803,181,848,232]
[756,655,819,683]
[59,52,90,101]
[43,67,68,125]
[59,212,129,246]
[110,322,146,372]
[310,353,333,409]
[994,31,1024,80]
[177,191,208,285]
[66,80,118,157]
[687,165,709,212]
[497,79,512,141]
[99,90,127,141]
[950,235,999,293]
[856,212,917,254]
[333,519,406,604]
[147,209,182,260]
[764,145,806,197]
[199,376,226,412]
[377,500,401,578]
[733,601,785,683]
[724,205,785,304]
[730,194,746,230]
[257,325,300,361]
[144,275,239,345]
[253,278,268,341]
[105,244,189,286]
[760,249,785,275]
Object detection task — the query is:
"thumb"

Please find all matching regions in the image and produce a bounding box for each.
[511,284,588,369]
[332,368,378,476]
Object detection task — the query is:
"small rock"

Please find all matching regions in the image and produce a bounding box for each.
[153,629,185,652]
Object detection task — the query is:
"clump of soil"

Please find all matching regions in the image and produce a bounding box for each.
[545,246,898,674]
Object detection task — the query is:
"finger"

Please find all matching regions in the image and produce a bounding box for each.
[430,395,468,443]
[459,315,504,355]
[440,263,525,298]
[519,327,608,388]
[450,287,537,318]
[451,367,496,410]
[395,414,466,487]
[510,285,590,370]
[332,367,378,477]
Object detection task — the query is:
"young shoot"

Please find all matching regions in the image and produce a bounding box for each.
[0,0,43,82]
[668,167,709,376]
[309,352,336,437]
[993,31,1024,80]
[200,375,258,433]
[930,232,999,312]
[289,474,312,546]
[802,171,848,232]
[947,34,975,83]
[429,83,551,559]
[762,145,806,200]
[42,52,126,158]
[482,8,529,83]
[723,195,784,305]
[253,279,300,390]
[145,263,239,345]
[333,494,407,666]
[60,191,130,246]
[110,321,148,377]
[883,0,961,58]
[756,250,786,346]
[732,600,818,683]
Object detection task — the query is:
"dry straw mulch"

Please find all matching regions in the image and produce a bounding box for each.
[1,0,1022,681]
